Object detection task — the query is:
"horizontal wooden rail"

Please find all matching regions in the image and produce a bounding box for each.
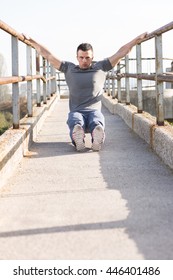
[125,73,173,83]
[46,76,56,82]
[107,73,173,83]
[0,75,47,85]
[0,19,58,130]
[140,21,173,42]
[0,19,32,46]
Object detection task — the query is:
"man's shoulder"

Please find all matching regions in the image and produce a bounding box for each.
[93,59,112,71]
[59,61,76,73]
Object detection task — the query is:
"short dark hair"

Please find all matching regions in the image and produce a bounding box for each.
[77,43,93,53]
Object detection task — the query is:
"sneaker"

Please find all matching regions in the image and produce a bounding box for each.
[92,125,105,151]
[72,124,85,151]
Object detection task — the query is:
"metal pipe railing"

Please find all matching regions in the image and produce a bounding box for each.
[106,21,173,126]
[0,19,57,129]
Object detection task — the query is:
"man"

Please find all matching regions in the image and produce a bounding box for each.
[23,32,147,151]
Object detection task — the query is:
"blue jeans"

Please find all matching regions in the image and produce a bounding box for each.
[67,109,105,142]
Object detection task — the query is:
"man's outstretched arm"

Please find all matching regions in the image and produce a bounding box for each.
[108,32,147,68]
[23,34,62,70]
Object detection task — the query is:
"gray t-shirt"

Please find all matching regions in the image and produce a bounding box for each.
[59,59,112,112]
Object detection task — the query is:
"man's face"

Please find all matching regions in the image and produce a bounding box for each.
[77,49,93,69]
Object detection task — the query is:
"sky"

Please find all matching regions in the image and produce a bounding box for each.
[0,0,173,69]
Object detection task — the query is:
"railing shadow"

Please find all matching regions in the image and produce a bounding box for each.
[99,106,173,259]
[0,220,126,238]
[28,142,74,158]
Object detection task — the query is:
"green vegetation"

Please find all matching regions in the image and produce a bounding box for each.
[0,111,13,135]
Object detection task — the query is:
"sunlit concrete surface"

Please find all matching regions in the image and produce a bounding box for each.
[0,99,173,259]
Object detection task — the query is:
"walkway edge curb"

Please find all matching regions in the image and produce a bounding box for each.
[0,94,59,189]
[102,93,173,170]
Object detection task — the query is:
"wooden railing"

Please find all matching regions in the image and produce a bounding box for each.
[0,20,57,129]
[106,21,173,125]
[1,19,173,128]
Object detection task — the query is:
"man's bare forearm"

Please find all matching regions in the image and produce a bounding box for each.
[23,35,62,70]
[108,32,147,68]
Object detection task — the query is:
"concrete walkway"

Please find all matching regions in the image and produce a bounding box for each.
[0,98,173,260]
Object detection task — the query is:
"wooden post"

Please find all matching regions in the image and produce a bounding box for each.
[36,51,41,106]
[11,36,20,129]
[136,44,143,113]
[155,35,164,125]
[27,45,33,117]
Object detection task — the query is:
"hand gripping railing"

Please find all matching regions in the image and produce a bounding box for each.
[106,21,173,125]
[0,20,57,129]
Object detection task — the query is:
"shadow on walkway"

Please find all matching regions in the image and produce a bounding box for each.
[0,100,173,259]
[99,107,173,259]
